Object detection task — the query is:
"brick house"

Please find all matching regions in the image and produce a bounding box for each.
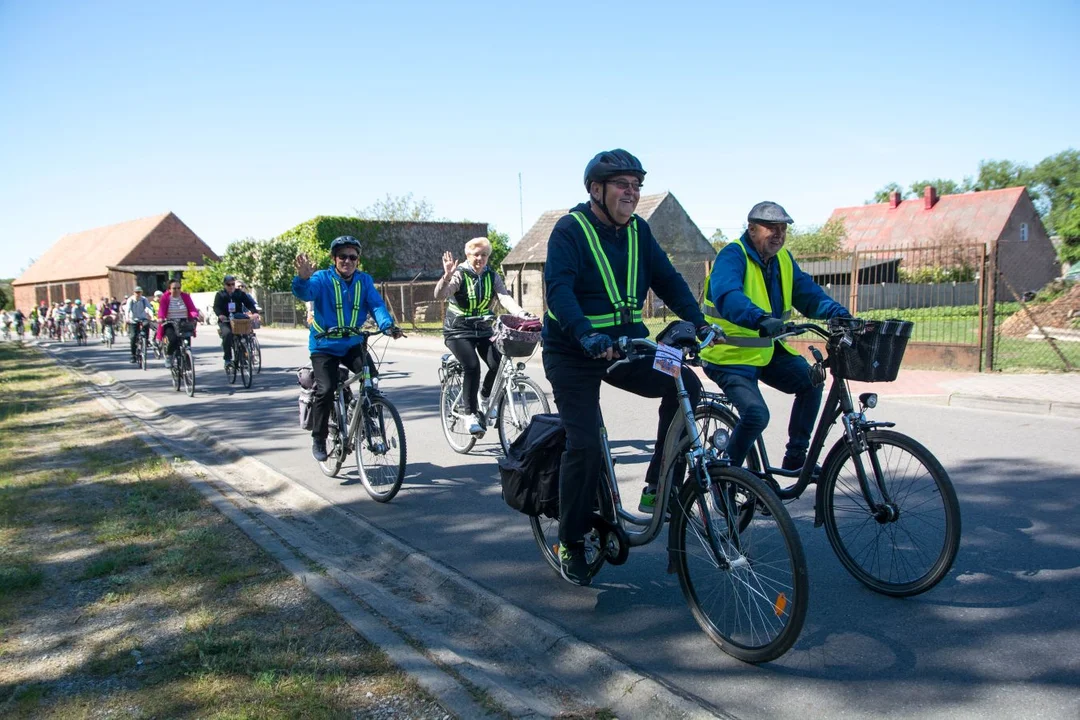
[12,212,219,311]
[828,186,1059,297]
[502,192,716,315]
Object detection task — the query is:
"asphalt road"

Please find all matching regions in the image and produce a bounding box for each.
[42,330,1080,719]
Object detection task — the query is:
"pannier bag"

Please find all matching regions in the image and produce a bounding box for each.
[498,413,564,518]
[831,319,914,383]
[296,366,316,429]
[494,315,543,358]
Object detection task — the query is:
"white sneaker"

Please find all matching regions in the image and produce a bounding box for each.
[467,414,485,436]
[480,394,499,420]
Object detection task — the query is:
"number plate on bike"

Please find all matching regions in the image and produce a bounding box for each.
[653,342,682,378]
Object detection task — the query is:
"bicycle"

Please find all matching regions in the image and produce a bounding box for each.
[529,322,808,663]
[166,319,197,397]
[693,317,961,597]
[74,319,88,346]
[101,318,116,349]
[312,326,407,503]
[133,321,150,370]
[224,315,254,389]
[439,315,550,455]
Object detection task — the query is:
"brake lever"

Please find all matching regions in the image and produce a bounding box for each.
[605,337,634,373]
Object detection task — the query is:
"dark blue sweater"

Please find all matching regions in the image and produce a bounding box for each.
[542,202,706,355]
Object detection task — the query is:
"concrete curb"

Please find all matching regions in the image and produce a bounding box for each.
[43,342,726,720]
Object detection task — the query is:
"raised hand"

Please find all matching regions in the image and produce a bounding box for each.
[295,253,315,280]
[441,251,457,278]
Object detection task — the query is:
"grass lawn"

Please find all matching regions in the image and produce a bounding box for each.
[0,344,448,719]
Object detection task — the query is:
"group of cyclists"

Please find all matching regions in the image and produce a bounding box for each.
[289,148,852,588]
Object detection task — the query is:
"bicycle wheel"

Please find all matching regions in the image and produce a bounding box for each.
[440,370,476,454]
[695,401,761,473]
[497,377,550,455]
[355,396,406,502]
[821,429,960,597]
[671,464,808,663]
[529,467,609,580]
[319,402,345,478]
[251,335,262,374]
[182,347,196,397]
[238,344,252,388]
[226,344,237,384]
[171,353,181,391]
[139,336,148,370]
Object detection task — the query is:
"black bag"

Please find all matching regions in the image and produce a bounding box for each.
[498,414,564,518]
[298,388,314,430]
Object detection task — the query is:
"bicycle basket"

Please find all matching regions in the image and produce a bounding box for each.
[174,319,197,338]
[494,315,542,358]
[830,319,913,382]
[230,317,253,335]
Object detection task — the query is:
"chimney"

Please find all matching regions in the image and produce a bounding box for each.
[889,190,901,209]
[923,185,939,210]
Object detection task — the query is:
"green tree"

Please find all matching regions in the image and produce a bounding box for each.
[1030,149,1080,262]
[908,178,971,198]
[356,193,436,222]
[488,229,511,272]
[975,159,1032,192]
[709,229,730,253]
[182,257,227,292]
[871,182,908,203]
[785,218,847,257]
[0,282,10,310]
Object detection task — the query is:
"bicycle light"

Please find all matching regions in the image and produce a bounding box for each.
[710,427,731,452]
[859,392,878,409]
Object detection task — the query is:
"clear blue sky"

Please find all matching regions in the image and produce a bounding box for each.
[2,0,1077,279]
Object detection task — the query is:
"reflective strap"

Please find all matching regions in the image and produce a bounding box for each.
[569,211,638,315]
[330,274,363,330]
[546,307,642,328]
[447,303,469,315]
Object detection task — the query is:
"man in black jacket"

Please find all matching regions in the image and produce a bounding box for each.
[213,275,258,369]
[543,149,712,586]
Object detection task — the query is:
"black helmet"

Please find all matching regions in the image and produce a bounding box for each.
[583,149,646,190]
[329,235,361,255]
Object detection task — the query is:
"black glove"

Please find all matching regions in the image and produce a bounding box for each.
[384,326,404,339]
[580,332,613,359]
[758,317,786,338]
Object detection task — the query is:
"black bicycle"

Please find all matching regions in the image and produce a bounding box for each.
[313,326,407,503]
[166,319,197,397]
[694,317,961,597]
[224,314,254,389]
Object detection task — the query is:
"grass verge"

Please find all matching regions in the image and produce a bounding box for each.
[0,342,450,719]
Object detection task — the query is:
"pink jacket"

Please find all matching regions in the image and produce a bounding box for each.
[156,291,201,341]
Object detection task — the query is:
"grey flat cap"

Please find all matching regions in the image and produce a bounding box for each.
[747,201,794,224]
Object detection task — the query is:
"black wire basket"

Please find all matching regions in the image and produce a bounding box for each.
[830,319,913,382]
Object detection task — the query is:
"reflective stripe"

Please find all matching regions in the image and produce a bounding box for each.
[700,239,797,366]
[567,211,640,328]
[449,268,493,318]
[314,274,363,338]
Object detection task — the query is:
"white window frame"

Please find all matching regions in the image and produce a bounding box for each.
[1020,223,1029,242]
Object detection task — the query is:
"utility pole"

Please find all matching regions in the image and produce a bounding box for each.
[518,172,524,237]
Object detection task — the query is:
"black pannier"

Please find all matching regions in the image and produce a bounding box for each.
[498,413,564,518]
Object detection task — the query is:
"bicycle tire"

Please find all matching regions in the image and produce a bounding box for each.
[171,355,181,391]
[139,336,148,370]
[251,335,262,374]
[440,370,476,454]
[529,466,609,581]
[319,402,345,477]
[239,344,252,388]
[821,429,961,597]
[671,464,808,663]
[182,348,196,397]
[695,401,762,473]
[226,342,237,384]
[355,396,406,503]
[497,377,550,455]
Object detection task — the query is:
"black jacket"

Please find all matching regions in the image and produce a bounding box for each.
[542,202,706,355]
[213,289,257,321]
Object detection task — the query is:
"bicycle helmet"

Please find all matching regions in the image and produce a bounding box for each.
[75,299,82,305]
[329,235,362,256]
[583,149,646,189]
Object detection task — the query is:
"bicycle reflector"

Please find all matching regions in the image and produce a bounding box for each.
[774,592,788,617]
[710,427,731,453]
[859,392,878,409]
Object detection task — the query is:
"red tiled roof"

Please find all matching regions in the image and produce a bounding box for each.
[13,212,216,286]
[829,187,1026,250]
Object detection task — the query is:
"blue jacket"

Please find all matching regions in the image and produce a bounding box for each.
[708,231,848,378]
[292,268,394,356]
[543,202,707,355]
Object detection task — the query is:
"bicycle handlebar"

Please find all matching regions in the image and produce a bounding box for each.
[314,325,405,340]
[770,316,866,343]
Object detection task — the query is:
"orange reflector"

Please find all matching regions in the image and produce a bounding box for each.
[774,593,788,617]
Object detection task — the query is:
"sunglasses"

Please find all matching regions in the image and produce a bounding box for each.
[336,254,359,262]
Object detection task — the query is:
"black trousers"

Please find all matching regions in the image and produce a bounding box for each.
[218,321,234,361]
[444,335,501,413]
[310,344,378,440]
[542,348,701,546]
[129,321,149,358]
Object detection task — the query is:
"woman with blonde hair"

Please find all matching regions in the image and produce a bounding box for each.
[434,236,526,436]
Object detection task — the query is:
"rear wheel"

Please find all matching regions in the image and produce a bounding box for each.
[497,377,550,455]
[356,396,406,502]
[181,347,196,397]
[671,464,808,663]
[440,369,476,454]
[319,401,345,478]
[530,467,610,581]
[821,429,960,597]
[251,335,262,373]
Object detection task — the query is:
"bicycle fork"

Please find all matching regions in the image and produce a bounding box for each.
[840,414,900,523]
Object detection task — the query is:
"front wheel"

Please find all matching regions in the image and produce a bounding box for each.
[671,465,808,663]
[138,336,148,370]
[497,377,550,455]
[821,430,960,597]
[439,369,476,454]
[181,347,196,397]
[238,344,252,388]
[319,401,345,478]
[355,396,406,502]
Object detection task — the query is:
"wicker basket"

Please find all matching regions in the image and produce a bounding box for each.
[830,319,913,382]
[494,315,542,358]
[230,317,253,335]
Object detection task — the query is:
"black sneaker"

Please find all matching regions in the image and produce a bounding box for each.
[558,542,591,587]
[312,438,329,462]
[781,454,821,481]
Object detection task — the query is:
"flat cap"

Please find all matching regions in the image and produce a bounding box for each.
[747,201,794,225]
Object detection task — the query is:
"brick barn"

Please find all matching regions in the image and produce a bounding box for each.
[11,212,220,311]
